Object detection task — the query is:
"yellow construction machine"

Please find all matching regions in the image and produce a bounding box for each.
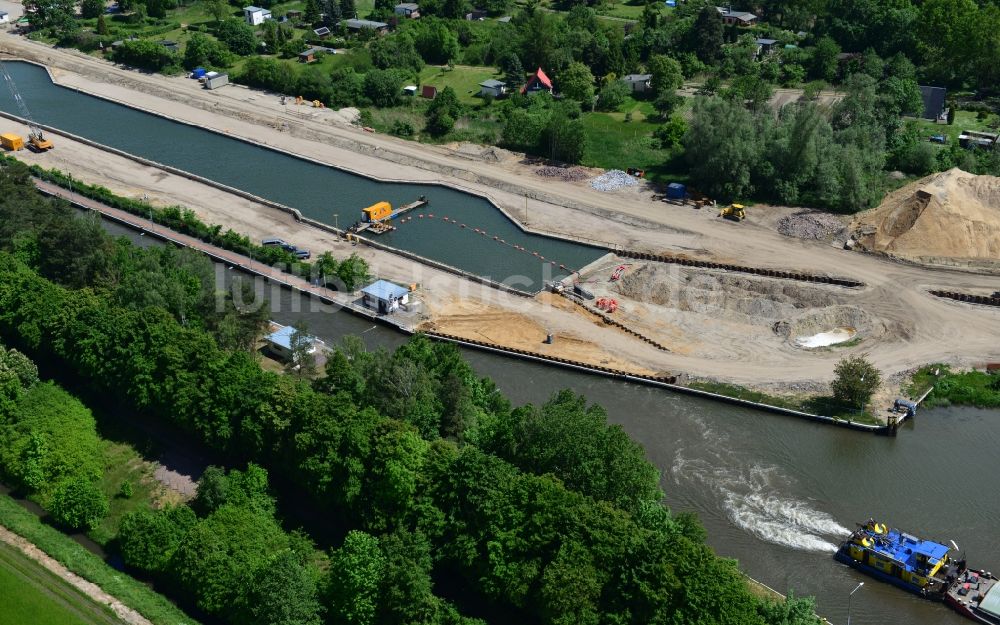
[719,203,746,221]
[0,60,54,152]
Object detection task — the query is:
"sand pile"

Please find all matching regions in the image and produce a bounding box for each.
[852,169,1000,262]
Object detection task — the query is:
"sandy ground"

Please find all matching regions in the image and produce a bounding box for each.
[0,524,154,625]
[3,35,1000,409]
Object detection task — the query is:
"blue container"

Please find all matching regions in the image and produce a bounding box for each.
[191,68,207,79]
[666,182,687,199]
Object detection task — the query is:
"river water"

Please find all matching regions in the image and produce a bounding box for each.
[0,61,602,290]
[19,61,996,624]
[102,220,1000,625]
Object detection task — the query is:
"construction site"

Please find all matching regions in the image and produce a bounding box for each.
[1,36,999,421]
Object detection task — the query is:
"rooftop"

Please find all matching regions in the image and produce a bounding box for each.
[717,7,757,20]
[756,38,777,45]
[622,74,652,82]
[266,325,316,351]
[244,5,265,11]
[862,527,950,574]
[479,79,505,88]
[395,2,419,9]
[343,18,389,29]
[362,279,409,301]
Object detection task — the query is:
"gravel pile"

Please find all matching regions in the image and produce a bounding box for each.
[536,166,589,181]
[777,212,847,240]
[590,170,639,192]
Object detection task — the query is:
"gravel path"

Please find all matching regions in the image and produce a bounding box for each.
[0,525,154,625]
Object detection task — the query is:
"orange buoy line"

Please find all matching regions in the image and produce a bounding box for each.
[376,212,578,274]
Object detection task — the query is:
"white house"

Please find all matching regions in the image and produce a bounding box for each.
[361,280,410,314]
[478,79,506,98]
[621,74,652,94]
[243,5,272,26]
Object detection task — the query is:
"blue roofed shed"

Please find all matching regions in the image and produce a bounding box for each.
[361,280,410,314]
[265,325,318,362]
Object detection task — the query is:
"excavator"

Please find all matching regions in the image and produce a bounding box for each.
[0,60,53,152]
[719,203,746,221]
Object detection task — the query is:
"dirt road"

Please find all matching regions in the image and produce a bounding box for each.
[0,525,153,625]
[2,35,998,398]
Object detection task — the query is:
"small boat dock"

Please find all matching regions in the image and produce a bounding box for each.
[351,197,428,235]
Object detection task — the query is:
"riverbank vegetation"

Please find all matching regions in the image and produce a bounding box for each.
[0,156,825,623]
[19,0,1000,200]
[4,154,371,292]
[907,364,1000,409]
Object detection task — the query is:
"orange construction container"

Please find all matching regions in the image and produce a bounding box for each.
[363,201,392,222]
[1,133,25,151]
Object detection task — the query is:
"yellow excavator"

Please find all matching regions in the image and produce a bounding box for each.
[0,60,53,152]
[719,203,746,221]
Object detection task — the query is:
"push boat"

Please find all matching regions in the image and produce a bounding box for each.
[835,520,1000,624]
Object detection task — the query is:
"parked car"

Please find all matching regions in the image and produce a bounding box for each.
[293,249,311,260]
[262,237,288,247]
[929,134,947,144]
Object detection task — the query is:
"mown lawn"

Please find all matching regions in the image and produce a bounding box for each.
[581,97,686,182]
[419,65,502,105]
[910,110,1000,146]
[0,542,117,625]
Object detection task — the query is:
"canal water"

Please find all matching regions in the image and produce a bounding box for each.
[96,219,1000,625]
[13,54,986,622]
[0,61,603,290]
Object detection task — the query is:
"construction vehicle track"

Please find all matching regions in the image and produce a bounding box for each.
[617,250,865,288]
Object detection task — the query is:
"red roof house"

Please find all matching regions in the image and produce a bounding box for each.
[521,67,553,95]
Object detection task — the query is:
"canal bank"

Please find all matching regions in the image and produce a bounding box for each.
[2,50,998,398]
[94,213,999,625]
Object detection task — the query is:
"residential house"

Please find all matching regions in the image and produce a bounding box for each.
[918,85,948,122]
[264,325,321,363]
[298,47,320,63]
[394,3,420,18]
[243,5,272,26]
[479,79,506,98]
[621,73,652,94]
[958,130,998,150]
[755,38,777,57]
[521,67,553,95]
[313,26,331,38]
[341,18,389,34]
[716,6,757,26]
[361,280,410,314]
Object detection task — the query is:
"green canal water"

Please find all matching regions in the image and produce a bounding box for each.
[0,61,603,290]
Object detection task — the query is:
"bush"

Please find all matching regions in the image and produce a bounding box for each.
[49,476,110,531]
[596,80,629,111]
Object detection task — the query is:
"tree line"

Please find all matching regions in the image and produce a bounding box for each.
[0,164,823,624]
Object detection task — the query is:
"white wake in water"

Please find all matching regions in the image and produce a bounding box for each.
[672,422,850,553]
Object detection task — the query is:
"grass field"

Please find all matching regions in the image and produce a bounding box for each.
[419,65,502,105]
[911,110,1000,147]
[0,541,120,625]
[581,97,686,182]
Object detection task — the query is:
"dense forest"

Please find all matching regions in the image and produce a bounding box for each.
[0,159,826,623]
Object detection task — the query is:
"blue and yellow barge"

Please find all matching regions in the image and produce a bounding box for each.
[835,519,952,598]
[836,520,1000,624]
